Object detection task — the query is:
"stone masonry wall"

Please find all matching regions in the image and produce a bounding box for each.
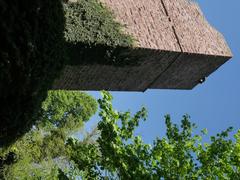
[52,0,232,91]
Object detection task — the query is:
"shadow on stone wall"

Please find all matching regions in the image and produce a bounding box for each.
[65,42,138,66]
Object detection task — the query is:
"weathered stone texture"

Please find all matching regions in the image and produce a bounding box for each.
[52,0,232,91]
[163,0,232,56]
[99,0,181,51]
[53,49,180,91]
[150,53,228,89]
[149,0,232,89]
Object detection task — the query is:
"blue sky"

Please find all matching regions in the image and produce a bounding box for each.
[85,0,240,143]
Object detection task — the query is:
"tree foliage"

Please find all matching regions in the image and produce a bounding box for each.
[0,91,97,179]
[1,91,239,179]
[69,91,240,179]
[0,0,134,145]
[0,0,66,144]
[39,90,97,132]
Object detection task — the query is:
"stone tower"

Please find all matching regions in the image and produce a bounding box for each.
[53,0,232,91]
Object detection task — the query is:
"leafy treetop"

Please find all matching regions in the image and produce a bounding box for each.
[1,91,239,179]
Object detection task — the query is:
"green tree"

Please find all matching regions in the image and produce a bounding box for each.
[68,91,240,179]
[39,90,97,131]
[1,91,240,179]
[0,90,97,179]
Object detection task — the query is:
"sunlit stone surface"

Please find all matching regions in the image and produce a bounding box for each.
[53,0,232,91]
